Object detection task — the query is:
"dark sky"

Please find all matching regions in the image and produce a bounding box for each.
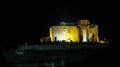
[1,1,111,44]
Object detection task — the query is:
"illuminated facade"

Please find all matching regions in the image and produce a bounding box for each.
[50,26,79,42]
[78,20,99,42]
[49,20,99,42]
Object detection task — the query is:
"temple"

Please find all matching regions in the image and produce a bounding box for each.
[41,20,102,43]
[50,20,99,42]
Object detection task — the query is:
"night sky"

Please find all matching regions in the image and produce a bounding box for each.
[1,1,111,44]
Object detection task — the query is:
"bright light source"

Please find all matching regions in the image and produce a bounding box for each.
[67,39,71,42]
[57,35,67,41]
[82,29,87,42]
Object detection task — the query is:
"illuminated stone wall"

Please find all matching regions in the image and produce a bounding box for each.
[50,26,79,42]
[49,20,99,42]
[89,25,99,42]
[78,20,99,42]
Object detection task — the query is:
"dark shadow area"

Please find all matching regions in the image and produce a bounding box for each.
[65,44,120,67]
[0,52,13,67]
[1,41,116,67]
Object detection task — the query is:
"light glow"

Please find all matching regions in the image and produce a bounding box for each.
[67,39,71,42]
[82,29,87,42]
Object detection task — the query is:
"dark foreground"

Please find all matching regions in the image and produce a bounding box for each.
[1,42,118,67]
